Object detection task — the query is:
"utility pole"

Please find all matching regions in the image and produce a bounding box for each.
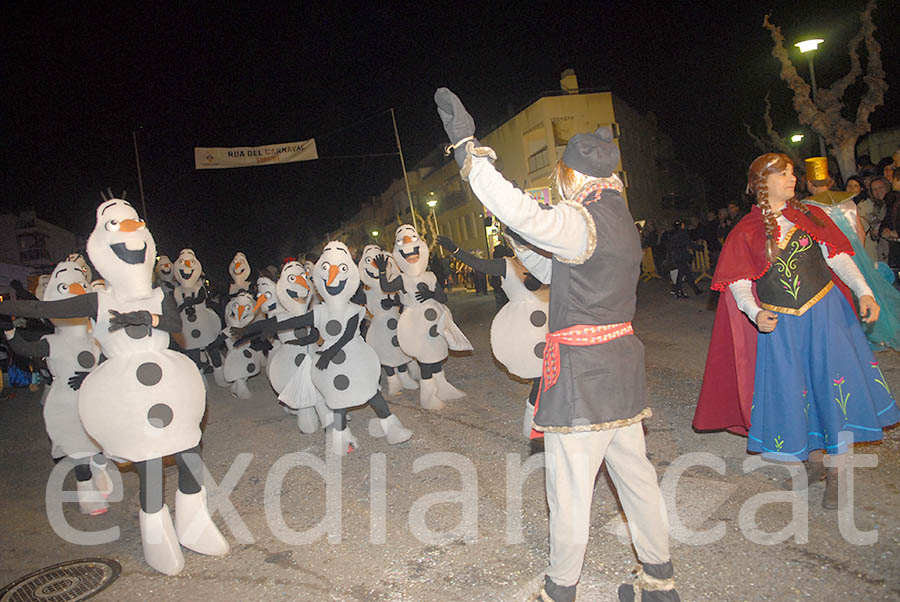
[132,130,147,220]
[390,108,417,230]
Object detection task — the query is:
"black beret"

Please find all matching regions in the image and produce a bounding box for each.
[561,126,620,178]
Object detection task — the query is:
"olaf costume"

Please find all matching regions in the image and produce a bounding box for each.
[154,254,178,293]
[228,252,252,296]
[375,225,472,410]
[173,248,222,384]
[436,236,549,436]
[0,199,229,576]
[219,291,264,399]
[357,244,418,396]
[3,261,111,515]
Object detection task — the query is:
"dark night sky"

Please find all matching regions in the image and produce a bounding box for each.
[3,1,898,280]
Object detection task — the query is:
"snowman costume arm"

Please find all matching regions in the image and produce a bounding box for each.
[437,235,506,277]
[3,328,50,358]
[154,289,183,333]
[374,254,404,293]
[316,313,360,370]
[505,236,553,284]
[0,293,98,320]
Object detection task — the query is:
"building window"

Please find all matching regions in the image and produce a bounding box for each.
[528,146,549,173]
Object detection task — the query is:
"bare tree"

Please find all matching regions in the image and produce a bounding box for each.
[743,93,800,162]
[763,0,888,179]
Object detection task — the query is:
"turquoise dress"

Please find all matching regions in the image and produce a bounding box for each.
[805,193,900,351]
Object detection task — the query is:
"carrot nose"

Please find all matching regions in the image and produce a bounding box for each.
[369,258,378,268]
[402,235,412,244]
[298,275,310,289]
[119,219,145,232]
[68,283,86,296]
[252,295,267,314]
[237,305,246,320]
[185,260,193,268]
[327,264,340,286]
[235,261,242,271]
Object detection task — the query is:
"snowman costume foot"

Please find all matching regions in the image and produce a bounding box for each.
[230,379,251,399]
[90,454,113,498]
[213,365,227,387]
[398,363,419,389]
[368,414,413,445]
[175,486,229,556]
[297,407,320,433]
[328,425,358,456]
[432,369,465,400]
[76,478,109,515]
[385,372,403,396]
[140,504,185,576]
[418,377,444,410]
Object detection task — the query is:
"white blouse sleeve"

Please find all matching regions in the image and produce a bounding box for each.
[821,245,873,299]
[728,279,762,324]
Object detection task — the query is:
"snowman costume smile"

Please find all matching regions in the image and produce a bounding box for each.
[173,248,223,384]
[237,242,412,454]
[3,261,111,515]
[0,199,229,575]
[219,291,264,399]
[376,225,472,410]
[228,251,252,296]
[357,244,418,396]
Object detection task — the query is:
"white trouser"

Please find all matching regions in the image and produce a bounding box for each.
[544,422,670,587]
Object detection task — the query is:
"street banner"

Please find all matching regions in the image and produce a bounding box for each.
[194,138,317,170]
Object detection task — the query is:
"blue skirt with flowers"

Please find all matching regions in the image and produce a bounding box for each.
[748,286,899,461]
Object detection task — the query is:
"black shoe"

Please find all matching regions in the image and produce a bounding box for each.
[675,290,688,298]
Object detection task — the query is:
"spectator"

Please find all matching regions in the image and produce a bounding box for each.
[845,176,867,205]
[860,177,891,262]
[667,220,702,298]
[878,172,900,270]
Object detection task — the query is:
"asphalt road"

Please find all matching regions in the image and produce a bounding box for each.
[1,280,898,601]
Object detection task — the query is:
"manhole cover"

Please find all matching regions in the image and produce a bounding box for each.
[0,558,121,602]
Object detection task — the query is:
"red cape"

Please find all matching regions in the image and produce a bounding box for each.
[693,205,854,435]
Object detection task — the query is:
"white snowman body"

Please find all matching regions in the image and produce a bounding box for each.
[173,249,221,350]
[391,225,449,364]
[79,199,205,463]
[222,292,262,382]
[40,261,101,459]
[310,243,379,409]
[490,258,549,378]
[266,261,316,396]
[358,245,409,367]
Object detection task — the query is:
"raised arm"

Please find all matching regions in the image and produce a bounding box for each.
[436,236,506,277]
[374,254,404,293]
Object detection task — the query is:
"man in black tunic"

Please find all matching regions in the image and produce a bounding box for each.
[435,89,678,602]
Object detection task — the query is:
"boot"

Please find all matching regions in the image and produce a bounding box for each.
[385,373,403,397]
[432,370,465,401]
[418,377,444,410]
[674,289,688,299]
[618,562,680,602]
[230,379,251,399]
[140,505,185,576]
[781,458,826,490]
[213,365,227,387]
[76,479,108,516]
[91,455,113,498]
[328,427,358,456]
[531,576,576,602]
[523,401,536,438]
[297,407,319,434]
[398,367,418,389]
[822,467,840,510]
[378,414,413,444]
[175,486,229,556]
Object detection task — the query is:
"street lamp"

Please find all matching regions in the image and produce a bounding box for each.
[790,133,804,143]
[425,198,440,237]
[794,38,827,157]
[371,230,379,237]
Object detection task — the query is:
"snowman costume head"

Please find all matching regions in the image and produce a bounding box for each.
[175,248,203,289]
[66,253,93,283]
[224,291,257,329]
[256,276,281,316]
[392,224,428,277]
[154,255,176,286]
[34,274,51,300]
[314,241,359,308]
[276,261,311,314]
[43,261,89,302]
[229,252,251,282]
[358,244,384,289]
[86,198,155,300]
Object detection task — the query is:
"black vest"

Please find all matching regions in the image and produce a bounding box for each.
[757,226,832,315]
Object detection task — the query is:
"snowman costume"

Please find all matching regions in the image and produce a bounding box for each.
[3,261,111,515]
[238,242,412,455]
[173,248,223,383]
[264,260,329,432]
[357,244,418,396]
[437,236,549,436]
[304,259,323,307]
[218,291,264,399]
[228,251,252,296]
[66,252,93,283]
[0,199,228,575]
[375,225,472,410]
[34,274,51,300]
[154,254,178,293]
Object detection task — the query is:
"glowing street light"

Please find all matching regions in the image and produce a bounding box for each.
[794,37,827,156]
[371,230,379,237]
[425,197,440,238]
[790,133,804,143]
[426,199,437,208]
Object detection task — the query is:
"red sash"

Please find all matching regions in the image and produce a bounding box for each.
[531,322,633,438]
